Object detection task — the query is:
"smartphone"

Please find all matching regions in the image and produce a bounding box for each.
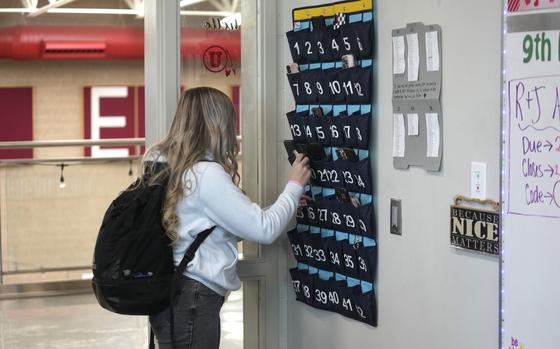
[342,54,356,69]
[305,143,327,161]
[285,142,326,163]
[311,107,324,118]
[336,147,359,162]
[286,63,299,74]
[283,140,297,164]
[335,148,346,160]
[350,195,362,208]
[335,188,351,203]
[311,15,326,29]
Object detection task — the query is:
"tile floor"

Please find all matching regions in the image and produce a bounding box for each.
[0,290,243,349]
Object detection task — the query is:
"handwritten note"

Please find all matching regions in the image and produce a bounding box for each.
[508,75,560,217]
[425,113,439,157]
[393,113,405,157]
[425,31,440,72]
[407,113,419,136]
[392,35,406,74]
[406,33,419,81]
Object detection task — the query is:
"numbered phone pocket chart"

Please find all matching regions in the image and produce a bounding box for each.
[285,0,377,327]
[392,22,443,171]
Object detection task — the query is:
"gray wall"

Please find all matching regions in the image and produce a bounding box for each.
[275,0,502,348]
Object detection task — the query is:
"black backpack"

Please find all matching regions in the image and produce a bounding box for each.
[91,164,214,346]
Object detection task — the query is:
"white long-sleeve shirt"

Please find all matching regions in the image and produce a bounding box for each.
[174,161,304,296]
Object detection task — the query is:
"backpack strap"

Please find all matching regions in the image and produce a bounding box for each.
[175,226,216,277]
[168,226,216,348]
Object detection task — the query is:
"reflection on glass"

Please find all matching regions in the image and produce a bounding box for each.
[0,2,145,284]
[221,285,244,349]
[1,163,141,285]
[180,0,259,260]
[0,282,251,348]
[0,1,259,286]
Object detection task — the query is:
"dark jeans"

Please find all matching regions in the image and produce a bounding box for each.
[149,276,225,349]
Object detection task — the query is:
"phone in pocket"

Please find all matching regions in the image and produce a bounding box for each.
[349,194,362,208]
[342,54,356,69]
[335,188,351,203]
[311,107,324,118]
[336,147,359,162]
[286,142,327,163]
[311,15,326,29]
[286,63,300,74]
[305,143,327,161]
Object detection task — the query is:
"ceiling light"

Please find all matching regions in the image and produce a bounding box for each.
[222,12,241,27]
[20,0,38,9]
[0,7,233,17]
[28,0,77,17]
[180,10,235,17]
[179,0,205,8]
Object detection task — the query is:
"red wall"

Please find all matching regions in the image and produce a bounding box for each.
[0,87,33,159]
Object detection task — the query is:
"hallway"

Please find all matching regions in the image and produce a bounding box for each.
[0,290,243,349]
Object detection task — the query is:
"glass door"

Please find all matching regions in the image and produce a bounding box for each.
[178,1,277,348]
[179,0,259,261]
[0,0,280,348]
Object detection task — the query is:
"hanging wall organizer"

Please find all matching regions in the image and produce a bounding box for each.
[284,0,377,327]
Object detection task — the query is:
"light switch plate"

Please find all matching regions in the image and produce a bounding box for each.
[390,199,402,235]
[471,162,487,199]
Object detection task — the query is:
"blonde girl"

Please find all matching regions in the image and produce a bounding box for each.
[145,87,310,349]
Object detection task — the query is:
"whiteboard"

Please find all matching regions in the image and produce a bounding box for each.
[502,9,560,349]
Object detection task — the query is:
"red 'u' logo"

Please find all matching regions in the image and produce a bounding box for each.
[203,45,228,73]
[208,51,222,68]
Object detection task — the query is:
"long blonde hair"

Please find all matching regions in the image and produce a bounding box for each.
[142,87,239,243]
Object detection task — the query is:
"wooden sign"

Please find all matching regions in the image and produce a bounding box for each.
[450,196,500,256]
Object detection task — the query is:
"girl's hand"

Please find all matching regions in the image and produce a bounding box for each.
[289,151,311,186]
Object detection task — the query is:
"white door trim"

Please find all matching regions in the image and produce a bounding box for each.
[144,0,180,147]
[237,0,281,348]
[144,1,282,347]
